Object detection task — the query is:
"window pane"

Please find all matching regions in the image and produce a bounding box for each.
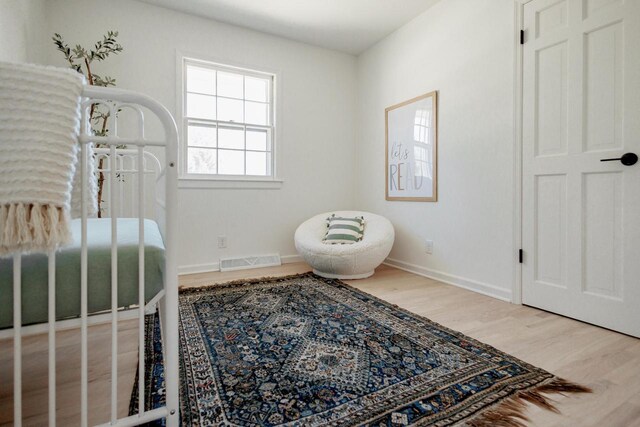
[217,97,243,122]
[246,151,267,176]
[218,125,244,149]
[186,93,216,120]
[187,147,216,174]
[218,149,244,175]
[245,76,268,102]
[217,71,243,99]
[245,101,268,125]
[183,61,275,178]
[246,128,268,151]
[188,124,216,147]
[187,66,215,95]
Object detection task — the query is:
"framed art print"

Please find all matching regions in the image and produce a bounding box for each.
[385,91,438,202]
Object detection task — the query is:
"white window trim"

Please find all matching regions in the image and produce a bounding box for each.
[176,51,283,189]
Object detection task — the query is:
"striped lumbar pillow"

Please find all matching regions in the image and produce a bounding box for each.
[323,214,365,244]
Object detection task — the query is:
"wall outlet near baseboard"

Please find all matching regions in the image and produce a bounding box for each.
[425,239,434,254]
[218,235,227,249]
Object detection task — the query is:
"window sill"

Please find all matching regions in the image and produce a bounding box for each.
[178,176,284,189]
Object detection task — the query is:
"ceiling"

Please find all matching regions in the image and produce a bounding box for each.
[137,0,442,55]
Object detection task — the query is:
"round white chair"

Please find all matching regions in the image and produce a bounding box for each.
[295,211,395,279]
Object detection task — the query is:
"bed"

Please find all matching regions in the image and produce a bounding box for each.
[3,82,179,427]
[0,218,165,328]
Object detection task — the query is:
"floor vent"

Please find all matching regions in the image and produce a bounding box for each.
[219,254,282,272]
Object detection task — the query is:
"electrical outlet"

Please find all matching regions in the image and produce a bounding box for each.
[425,239,434,254]
[218,235,227,249]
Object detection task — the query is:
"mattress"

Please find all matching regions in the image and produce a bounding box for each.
[0,218,165,328]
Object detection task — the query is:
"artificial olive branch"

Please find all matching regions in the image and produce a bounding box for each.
[52,31,123,217]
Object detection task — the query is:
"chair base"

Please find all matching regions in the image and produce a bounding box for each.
[312,269,375,280]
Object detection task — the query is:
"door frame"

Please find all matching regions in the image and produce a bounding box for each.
[512,0,531,305]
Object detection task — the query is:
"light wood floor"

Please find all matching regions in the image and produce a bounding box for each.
[2,263,640,426]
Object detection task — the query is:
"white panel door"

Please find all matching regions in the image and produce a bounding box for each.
[522,0,640,337]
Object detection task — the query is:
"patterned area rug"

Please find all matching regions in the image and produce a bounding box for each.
[132,273,590,426]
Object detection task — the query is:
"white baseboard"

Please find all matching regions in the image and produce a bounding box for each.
[178,255,511,302]
[178,254,304,276]
[383,258,513,302]
[178,261,220,275]
[281,254,303,264]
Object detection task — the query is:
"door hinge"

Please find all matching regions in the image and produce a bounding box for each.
[519,249,523,264]
[520,30,525,45]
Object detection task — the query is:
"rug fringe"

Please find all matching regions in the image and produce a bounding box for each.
[178,271,315,293]
[465,377,592,427]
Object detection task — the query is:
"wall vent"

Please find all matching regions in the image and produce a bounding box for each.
[219,254,282,272]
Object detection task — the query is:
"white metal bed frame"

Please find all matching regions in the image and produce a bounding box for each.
[93,147,163,219]
[9,86,179,426]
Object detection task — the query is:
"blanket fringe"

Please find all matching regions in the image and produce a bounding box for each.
[465,377,592,427]
[0,202,71,256]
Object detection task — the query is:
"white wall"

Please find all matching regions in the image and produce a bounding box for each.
[0,0,47,63]
[29,0,518,299]
[356,0,516,300]
[45,0,357,272]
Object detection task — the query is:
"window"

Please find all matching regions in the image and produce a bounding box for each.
[181,58,275,181]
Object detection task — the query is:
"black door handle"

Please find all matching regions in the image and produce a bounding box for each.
[600,152,638,166]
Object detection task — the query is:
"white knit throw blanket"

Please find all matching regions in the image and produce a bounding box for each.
[0,61,97,256]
